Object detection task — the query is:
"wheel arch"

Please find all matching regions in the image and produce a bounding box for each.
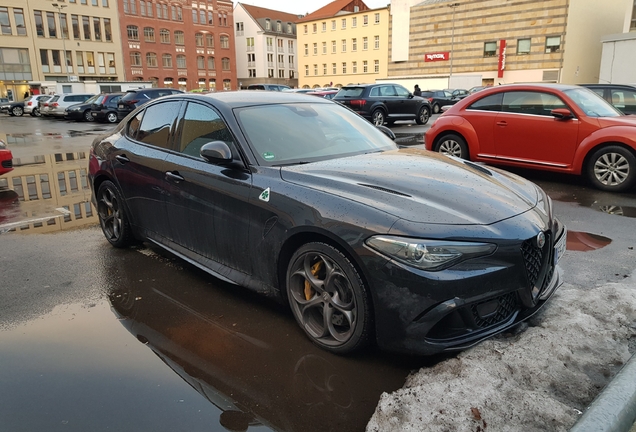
[432,130,472,158]
[580,141,636,176]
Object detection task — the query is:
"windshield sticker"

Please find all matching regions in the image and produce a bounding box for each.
[263,152,275,160]
[259,187,270,202]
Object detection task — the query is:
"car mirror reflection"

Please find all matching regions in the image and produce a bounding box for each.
[375,125,396,141]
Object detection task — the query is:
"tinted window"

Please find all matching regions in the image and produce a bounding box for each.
[337,87,364,97]
[95,95,106,104]
[369,87,380,97]
[136,101,181,149]
[395,85,410,97]
[127,111,143,138]
[590,88,604,98]
[379,86,397,96]
[121,91,140,102]
[178,102,234,158]
[107,95,122,106]
[610,89,636,112]
[468,93,503,112]
[502,91,566,116]
[420,91,434,98]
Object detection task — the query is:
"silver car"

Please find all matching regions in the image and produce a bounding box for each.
[42,93,94,118]
[24,95,51,117]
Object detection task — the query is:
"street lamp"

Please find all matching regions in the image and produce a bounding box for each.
[52,3,69,81]
[448,2,460,88]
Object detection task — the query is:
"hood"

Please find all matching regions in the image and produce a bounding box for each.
[280,149,538,225]
[596,115,636,128]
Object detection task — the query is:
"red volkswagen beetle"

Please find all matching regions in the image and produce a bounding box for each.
[425,84,636,192]
[0,139,13,176]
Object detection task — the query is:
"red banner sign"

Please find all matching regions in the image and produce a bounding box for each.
[498,39,506,78]
[425,52,449,62]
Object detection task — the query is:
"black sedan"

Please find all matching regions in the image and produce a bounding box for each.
[65,94,101,121]
[0,100,25,116]
[88,92,566,356]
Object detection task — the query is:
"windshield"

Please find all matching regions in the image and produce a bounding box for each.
[86,95,101,104]
[563,88,621,118]
[235,102,397,166]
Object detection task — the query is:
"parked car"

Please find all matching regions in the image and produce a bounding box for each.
[282,88,319,94]
[468,85,490,94]
[421,90,461,114]
[42,93,95,118]
[333,83,431,126]
[307,90,339,99]
[425,83,636,192]
[25,95,50,117]
[247,84,291,91]
[89,91,565,356]
[116,88,183,120]
[579,83,636,115]
[449,88,470,100]
[64,94,101,122]
[0,139,13,176]
[0,100,25,116]
[90,92,124,123]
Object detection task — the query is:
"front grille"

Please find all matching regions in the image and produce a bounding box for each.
[471,292,517,328]
[1,159,12,169]
[521,238,543,287]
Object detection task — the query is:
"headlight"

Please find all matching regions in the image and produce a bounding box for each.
[366,235,496,271]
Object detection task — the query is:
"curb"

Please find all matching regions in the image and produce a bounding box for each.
[570,353,636,432]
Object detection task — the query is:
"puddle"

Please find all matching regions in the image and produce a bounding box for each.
[550,190,636,219]
[566,231,612,252]
[394,133,424,146]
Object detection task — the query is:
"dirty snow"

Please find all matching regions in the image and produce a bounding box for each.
[367,270,636,432]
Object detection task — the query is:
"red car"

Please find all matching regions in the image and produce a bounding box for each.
[0,139,13,176]
[425,84,636,192]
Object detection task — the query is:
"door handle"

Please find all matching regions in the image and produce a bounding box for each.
[165,171,185,183]
[115,154,130,163]
[496,121,507,127]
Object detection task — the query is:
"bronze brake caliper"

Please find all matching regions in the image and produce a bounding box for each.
[304,260,323,300]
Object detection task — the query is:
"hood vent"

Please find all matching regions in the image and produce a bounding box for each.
[358,183,411,197]
[464,161,492,176]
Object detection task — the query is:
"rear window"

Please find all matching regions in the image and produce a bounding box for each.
[121,92,140,101]
[247,85,265,90]
[420,92,434,98]
[336,87,364,97]
[94,95,106,104]
[50,96,60,102]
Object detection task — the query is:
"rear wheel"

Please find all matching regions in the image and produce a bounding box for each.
[372,109,385,126]
[586,145,636,192]
[416,106,430,125]
[83,110,94,122]
[106,112,118,123]
[32,108,41,117]
[96,180,136,248]
[436,133,468,159]
[432,103,441,114]
[286,242,372,354]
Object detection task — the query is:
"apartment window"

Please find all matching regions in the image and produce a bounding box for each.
[266,19,271,30]
[34,11,44,37]
[196,32,204,47]
[221,57,230,70]
[192,8,198,23]
[303,24,307,34]
[331,40,336,53]
[0,7,11,35]
[123,0,129,13]
[352,38,357,51]
[321,42,326,54]
[76,51,84,72]
[236,21,243,32]
[545,36,561,53]
[174,30,184,45]
[363,37,368,50]
[287,23,292,33]
[332,63,336,74]
[52,50,61,67]
[130,0,137,14]
[223,79,231,90]
[374,13,380,24]
[352,17,357,28]
[127,25,139,41]
[146,52,157,67]
[162,4,168,19]
[155,3,161,18]
[47,12,57,38]
[40,175,51,199]
[342,62,346,74]
[82,16,91,40]
[84,202,93,218]
[278,69,284,78]
[92,0,98,6]
[374,59,379,73]
[304,44,308,55]
[197,55,204,69]
[207,11,213,25]
[322,63,326,75]
[352,61,357,73]
[322,22,326,31]
[341,39,346,52]
[374,35,379,50]
[220,35,229,48]
[144,27,155,42]
[103,0,109,7]
[206,34,214,48]
[288,40,294,52]
[288,55,293,66]
[171,5,176,20]
[86,51,94,68]
[57,173,67,196]
[207,56,214,69]
[140,1,146,16]
[313,64,317,75]
[305,65,309,76]
[160,28,170,43]
[12,177,24,200]
[341,18,346,29]
[74,203,82,219]
[68,171,78,192]
[162,53,172,67]
[60,14,69,39]
[363,60,367,73]
[93,17,101,40]
[312,23,316,33]
[313,43,317,55]
[363,15,368,26]
[200,9,206,23]
[517,38,531,55]
[176,54,186,68]
[14,9,26,35]
[248,68,255,77]
[130,51,141,66]
[484,41,497,56]
[80,169,88,190]
[104,18,111,40]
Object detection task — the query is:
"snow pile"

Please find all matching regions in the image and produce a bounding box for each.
[367,271,636,432]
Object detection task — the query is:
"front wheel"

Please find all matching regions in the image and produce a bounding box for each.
[84,110,94,122]
[432,103,441,114]
[416,106,430,125]
[106,112,118,123]
[32,108,41,117]
[436,133,468,159]
[586,146,636,192]
[286,242,372,354]
[12,106,23,116]
[96,180,137,248]
[371,109,385,126]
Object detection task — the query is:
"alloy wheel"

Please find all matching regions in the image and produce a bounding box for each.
[107,112,118,123]
[98,186,123,243]
[372,110,385,126]
[439,138,464,157]
[593,152,630,187]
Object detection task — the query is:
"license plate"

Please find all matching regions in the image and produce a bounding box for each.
[553,227,567,266]
[118,104,124,109]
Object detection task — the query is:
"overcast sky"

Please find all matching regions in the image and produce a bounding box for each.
[237,0,391,16]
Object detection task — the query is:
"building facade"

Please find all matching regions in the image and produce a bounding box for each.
[296,0,389,88]
[387,0,630,90]
[598,2,636,83]
[118,0,237,91]
[0,0,124,100]
[234,3,298,88]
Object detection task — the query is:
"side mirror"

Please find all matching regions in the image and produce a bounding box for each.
[550,108,574,120]
[200,141,233,164]
[376,125,396,141]
[408,93,414,99]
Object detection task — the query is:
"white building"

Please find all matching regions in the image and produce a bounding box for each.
[599,4,636,84]
[233,3,299,88]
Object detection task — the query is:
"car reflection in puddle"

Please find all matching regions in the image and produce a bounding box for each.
[566,231,612,252]
[541,185,636,219]
[107,246,425,432]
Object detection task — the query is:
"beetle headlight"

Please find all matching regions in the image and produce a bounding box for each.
[366,236,496,271]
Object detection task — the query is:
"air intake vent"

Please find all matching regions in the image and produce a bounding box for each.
[358,183,411,197]
[464,161,492,176]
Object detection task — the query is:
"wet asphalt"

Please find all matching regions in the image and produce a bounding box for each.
[0,114,635,431]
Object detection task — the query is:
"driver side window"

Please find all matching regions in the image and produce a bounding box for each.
[177,102,235,158]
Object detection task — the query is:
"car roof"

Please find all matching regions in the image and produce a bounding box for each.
[469,83,582,92]
[160,90,334,110]
[579,83,636,89]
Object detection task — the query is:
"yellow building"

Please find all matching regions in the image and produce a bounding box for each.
[296,0,389,88]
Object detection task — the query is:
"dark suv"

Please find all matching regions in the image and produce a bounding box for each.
[420,90,461,114]
[91,93,124,123]
[333,83,431,126]
[117,88,183,119]
[580,84,636,115]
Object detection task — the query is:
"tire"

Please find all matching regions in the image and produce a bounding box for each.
[96,180,137,248]
[371,109,386,127]
[435,133,469,159]
[416,106,430,125]
[106,112,118,123]
[432,103,441,114]
[33,108,41,117]
[84,110,94,122]
[586,145,636,192]
[11,106,23,116]
[286,242,372,354]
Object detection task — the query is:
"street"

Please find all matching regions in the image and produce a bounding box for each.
[0,114,635,431]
